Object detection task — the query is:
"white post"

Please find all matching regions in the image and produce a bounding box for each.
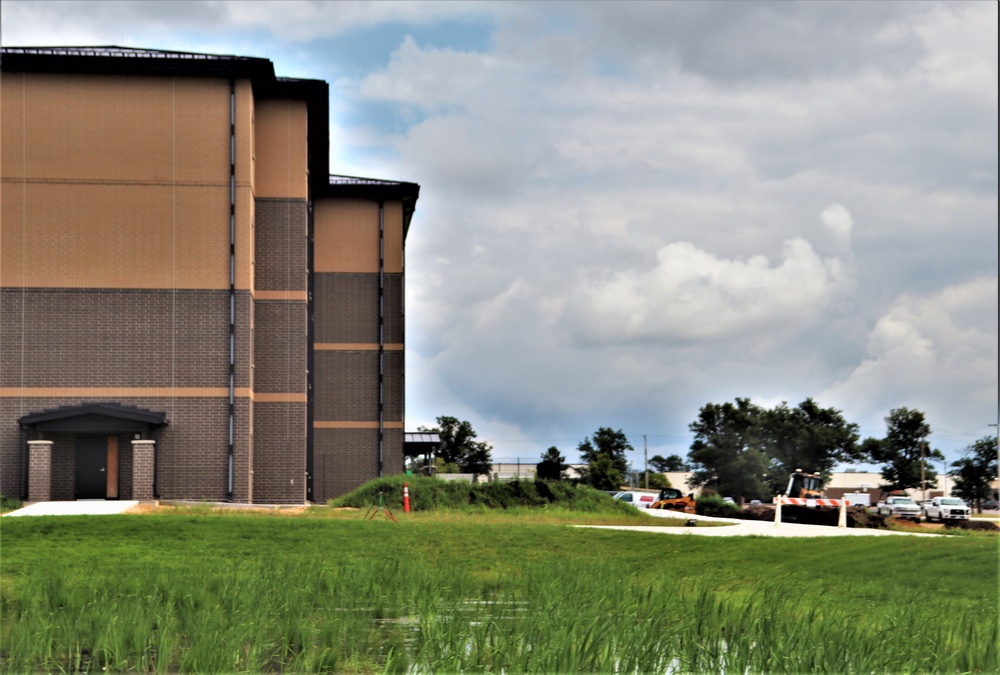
[838,498,847,528]
[774,495,782,527]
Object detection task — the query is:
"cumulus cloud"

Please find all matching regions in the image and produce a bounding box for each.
[822,276,998,436]
[565,234,850,345]
[0,1,492,45]
[820,203,853,244]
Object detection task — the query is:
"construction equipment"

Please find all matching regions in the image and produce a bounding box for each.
[649,487,696,514]
[780,469,852,526]
[786,469,824,499]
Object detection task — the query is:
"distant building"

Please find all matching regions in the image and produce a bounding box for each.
[1,47,419,503]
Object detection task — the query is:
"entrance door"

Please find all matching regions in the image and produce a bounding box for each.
[76,436,107,499]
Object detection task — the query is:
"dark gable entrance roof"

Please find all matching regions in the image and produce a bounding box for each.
[18,403,168,434]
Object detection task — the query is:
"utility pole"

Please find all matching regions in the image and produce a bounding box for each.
[920,441,926,503]
[991,413,999,505]
[644,435,648,489]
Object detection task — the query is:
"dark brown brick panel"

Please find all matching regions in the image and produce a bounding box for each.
[313,273,403,344]
[313,351,377,421]
[254,198,308,292]
[253,300,307,393]
[312,350,403,422]
[312,427,404,501]
[252,401,307,503]
[1,288,235,388]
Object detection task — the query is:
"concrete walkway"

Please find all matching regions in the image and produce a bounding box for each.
[576,506,938,537]
[3,501,140,517]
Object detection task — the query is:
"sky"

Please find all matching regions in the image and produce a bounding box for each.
[3,1,997,472]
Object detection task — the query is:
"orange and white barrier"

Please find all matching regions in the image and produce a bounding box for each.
[403,481,410,513]
[781,498,844,507]
[774,495,847,528]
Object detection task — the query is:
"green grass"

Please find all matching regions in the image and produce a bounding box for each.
[2,512,997,673]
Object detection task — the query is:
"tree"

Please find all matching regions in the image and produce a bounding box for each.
[758,398,862,495]
[650,454,688,472]
[645,472,671,489]
[422,416,493,480]
[536,446,568,481]
[864,407,944,494]
[578,428,632,489]
[951,436,998,512]
[586,454,624,491]
[578,428,631,474]
[686,398,769,502]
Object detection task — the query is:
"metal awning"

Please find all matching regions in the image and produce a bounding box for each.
[404,432,440,457]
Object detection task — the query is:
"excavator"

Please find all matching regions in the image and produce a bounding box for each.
[649,487,697,514]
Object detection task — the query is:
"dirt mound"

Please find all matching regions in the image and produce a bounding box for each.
[739,505,775,521]
[736,505,885,528]
[944,519,1000,532]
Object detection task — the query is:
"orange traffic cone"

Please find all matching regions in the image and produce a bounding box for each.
[403,481,410,513]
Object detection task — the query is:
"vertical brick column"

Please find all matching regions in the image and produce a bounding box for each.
[131,440,156,501]
[27,440,53,502]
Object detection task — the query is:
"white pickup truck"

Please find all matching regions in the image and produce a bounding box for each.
[877,495,922,522]
[923,497,970,522]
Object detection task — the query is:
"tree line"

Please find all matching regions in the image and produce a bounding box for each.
[413,403,998,510]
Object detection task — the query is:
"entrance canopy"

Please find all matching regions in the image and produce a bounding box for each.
[404,431,440,457]
[18,403,168,434]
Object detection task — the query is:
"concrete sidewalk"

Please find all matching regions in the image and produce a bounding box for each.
[3,501,140,517]
[582,507,936,537]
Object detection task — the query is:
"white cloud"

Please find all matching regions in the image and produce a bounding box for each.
[913,2,998,99]
[0,1,494,45]
[822,276,998,438]
[565,235,851,345]
[820,203,854,244]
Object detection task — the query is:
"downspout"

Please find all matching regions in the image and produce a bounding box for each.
[378,200,385,477]
[227,80,236,501]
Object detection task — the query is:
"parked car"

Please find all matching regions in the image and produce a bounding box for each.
[612,490,658,508]
[982,499,999,511]
[924,497,970,522]
[877,495,922,522]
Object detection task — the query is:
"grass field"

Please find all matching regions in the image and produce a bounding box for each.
[2,507,997,673]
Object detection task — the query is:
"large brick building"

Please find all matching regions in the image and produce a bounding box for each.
[1,47,418,503]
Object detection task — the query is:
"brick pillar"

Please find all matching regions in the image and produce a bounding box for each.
[132,440,156,501]
[27,440,53,502]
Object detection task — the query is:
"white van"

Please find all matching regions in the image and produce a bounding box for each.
[613,490,659,508]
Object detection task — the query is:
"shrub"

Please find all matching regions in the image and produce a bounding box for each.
[695,494,742,517]
[328,476,633,514]
[0,493,22,513]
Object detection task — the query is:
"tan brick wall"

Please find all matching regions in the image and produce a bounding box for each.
[1,72,239,290]
[253,99,308,199]
[2,73,229,184]
[1,183,230,289]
